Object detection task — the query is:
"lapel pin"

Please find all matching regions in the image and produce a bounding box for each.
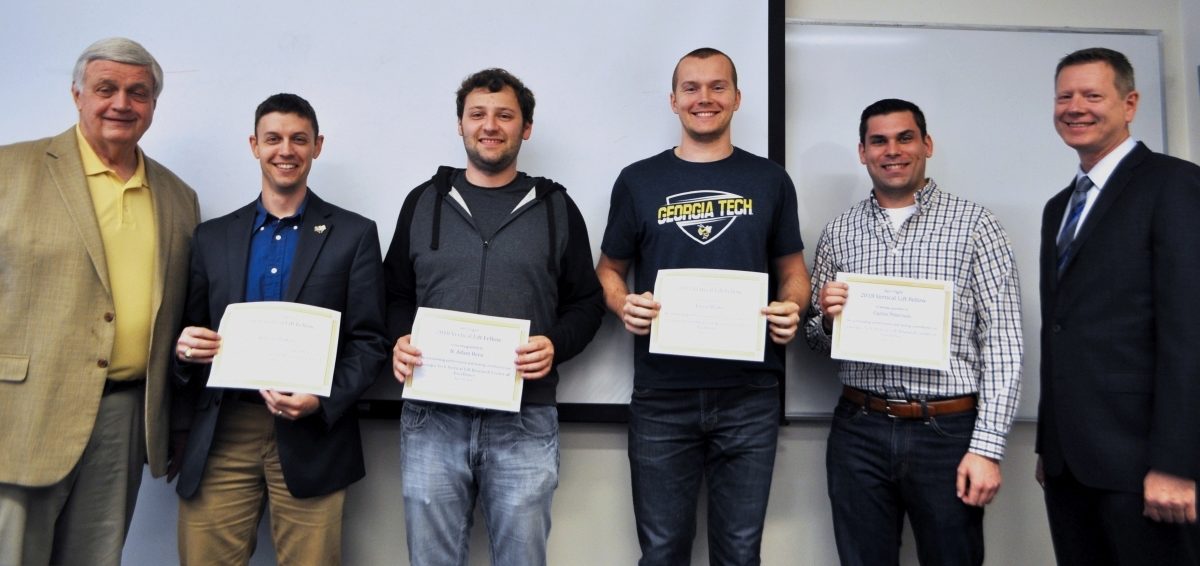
[314,225,327,234]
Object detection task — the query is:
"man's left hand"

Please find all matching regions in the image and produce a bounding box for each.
[1144,469,1197,523]
[763,300,801,345]
[517,336,555,380]
[957,452,1002,507]
[261,390,321,421]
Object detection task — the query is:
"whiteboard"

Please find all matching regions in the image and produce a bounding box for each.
[784,21,1164,418]
[0,1,771,410]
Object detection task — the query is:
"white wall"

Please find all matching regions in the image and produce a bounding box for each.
[121,1,1193,564]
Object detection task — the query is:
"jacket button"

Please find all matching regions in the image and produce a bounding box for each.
[97,358,109,368]
[1052,324,1062,333]
[104,312,115,322]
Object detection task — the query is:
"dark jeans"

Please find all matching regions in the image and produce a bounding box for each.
[826,397,984,566]
[628,382,780,566]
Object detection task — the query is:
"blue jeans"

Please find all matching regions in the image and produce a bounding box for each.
[628,382,780,566]
[400,401,559,566]
[826,397,984,566]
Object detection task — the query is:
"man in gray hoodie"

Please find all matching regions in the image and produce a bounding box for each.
[383,68,604,566]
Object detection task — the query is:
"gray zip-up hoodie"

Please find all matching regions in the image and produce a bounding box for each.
[384,166,604,405]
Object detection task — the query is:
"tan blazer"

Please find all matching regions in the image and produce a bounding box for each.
[0,127,199,486]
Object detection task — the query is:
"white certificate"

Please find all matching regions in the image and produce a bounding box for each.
[207,302,341,396]
[404,307,530,412]
[649,268,769,362]
[830,273,953,371]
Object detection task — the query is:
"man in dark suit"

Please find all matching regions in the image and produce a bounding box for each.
[1038,47,1200,565]
[171,93,388,565]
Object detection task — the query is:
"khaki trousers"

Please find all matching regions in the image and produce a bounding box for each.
[0,383,145,566]
[177,400,344,566]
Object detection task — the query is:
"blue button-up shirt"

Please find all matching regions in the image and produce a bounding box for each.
[244,197,307,302]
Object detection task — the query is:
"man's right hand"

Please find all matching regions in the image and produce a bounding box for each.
[392,335,422,383]
[176,326,220,364]
[621,291,660,335]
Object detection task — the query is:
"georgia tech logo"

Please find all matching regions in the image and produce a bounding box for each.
[657,190,753,245]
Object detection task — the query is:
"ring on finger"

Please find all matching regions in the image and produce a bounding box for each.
[183,347,193,359]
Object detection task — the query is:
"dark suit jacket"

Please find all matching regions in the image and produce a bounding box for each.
[175,191,388,499]
[1038,141,1200,493]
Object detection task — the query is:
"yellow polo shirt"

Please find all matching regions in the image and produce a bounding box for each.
[76,126,158,381]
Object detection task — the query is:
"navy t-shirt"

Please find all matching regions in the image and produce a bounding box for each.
[601,147,804,389]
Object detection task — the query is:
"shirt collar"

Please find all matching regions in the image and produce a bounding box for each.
[74,124,148,189]
[1077,137,1137,190]
[252,194,309,231]
[869,178,939,212]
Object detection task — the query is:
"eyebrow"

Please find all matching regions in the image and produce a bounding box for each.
[466,105,516,113]
[868,129,916,139]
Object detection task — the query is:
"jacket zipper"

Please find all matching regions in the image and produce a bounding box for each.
[475,239,489,313]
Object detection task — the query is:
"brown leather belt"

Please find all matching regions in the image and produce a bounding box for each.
[841,386,976,419]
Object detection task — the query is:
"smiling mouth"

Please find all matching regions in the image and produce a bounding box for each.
[882,163,908,171]
[273,163,298,171]
[693,111,718,118]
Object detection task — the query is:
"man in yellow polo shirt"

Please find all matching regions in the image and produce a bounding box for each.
[0,37,199,566]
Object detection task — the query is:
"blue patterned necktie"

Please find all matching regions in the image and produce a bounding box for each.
[1056,175,1094,275]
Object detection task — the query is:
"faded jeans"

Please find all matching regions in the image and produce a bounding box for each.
[400,401,559,566]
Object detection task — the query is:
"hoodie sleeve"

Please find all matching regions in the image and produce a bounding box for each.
[384,184,428,341]
[546,192,604,365]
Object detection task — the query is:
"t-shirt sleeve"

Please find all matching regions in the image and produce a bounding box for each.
[769,172,805,258]
[600,173,639,260]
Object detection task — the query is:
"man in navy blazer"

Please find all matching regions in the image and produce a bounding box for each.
[1038,47,1200,565]
[171,93,388,565]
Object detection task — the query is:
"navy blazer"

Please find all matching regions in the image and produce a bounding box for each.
[1038,142,1200,493]
[175,191,388,499]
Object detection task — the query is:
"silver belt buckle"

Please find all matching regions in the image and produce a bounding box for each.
[884,397,908,418]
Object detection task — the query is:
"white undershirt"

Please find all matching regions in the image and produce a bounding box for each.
[884,204,917,232]
[1063,137,1138,238]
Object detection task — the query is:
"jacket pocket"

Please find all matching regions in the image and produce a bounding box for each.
[0,355,30,383]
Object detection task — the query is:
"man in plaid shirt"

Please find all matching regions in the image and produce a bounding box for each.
[804,98,1023,566]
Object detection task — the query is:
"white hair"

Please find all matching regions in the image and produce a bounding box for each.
[71,37,163,98]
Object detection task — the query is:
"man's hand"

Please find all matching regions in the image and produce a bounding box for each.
[621,291,660,335]
[818,282,850,333]
[762,300,801,345]
[1144,469,1198,523]
[392,335,421,383]
[176,326,221,363]
[261,390,320,421]
[957,452,1002,507]
[517,336,555,380]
